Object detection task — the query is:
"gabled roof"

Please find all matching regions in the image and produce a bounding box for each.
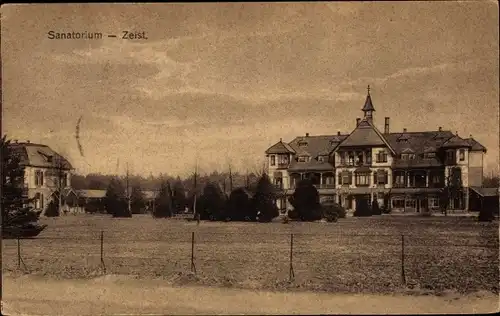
[285,134,348,171]
[464,138,487,152]
[265,140,295,154]
[337,119,396,154]
[8,142,73,169]
[441,135,472,149]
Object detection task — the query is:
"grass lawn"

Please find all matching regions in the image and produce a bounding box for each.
[2,214,498,294]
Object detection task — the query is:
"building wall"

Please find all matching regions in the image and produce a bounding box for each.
[468,151,484,187]
[23,166,72,215]
[370,147,394,167]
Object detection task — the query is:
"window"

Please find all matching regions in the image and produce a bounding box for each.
[340,171,352,185]
[446,150,455,163]
[428,197,439,209]
[62,174,68,188]
[318,156,324,163]
[366,152,372,164]
[432,174,442,184]
[405,199,417,209]
[35,193,43,209]
[375,170,388,185]
[392,198,405,208]
[270,155,276,166]
[459,149,465,161]
[274,178,283,189]
[35,171,44,186]
[355,173,370,186]
[339,152,346,165]
[376,151,388,163]
[348,152,354,166]
[450,167,462,186]
[278,155,289,165]
[298,141,308,147]
[298,156,308,162]
[424,152,436,159]
[393,172,406,187]
[356,152,364,165]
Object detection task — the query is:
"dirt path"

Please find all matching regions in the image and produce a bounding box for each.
[2,275,499,315]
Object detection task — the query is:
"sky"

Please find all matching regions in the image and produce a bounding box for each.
[2,2,499,177]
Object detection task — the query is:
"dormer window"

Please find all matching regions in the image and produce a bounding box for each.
[298,141,308,147]
[424,152,436,159]
[401,153,415,160]
[298,156,308,163]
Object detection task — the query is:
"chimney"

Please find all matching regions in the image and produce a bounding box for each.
[279,138,282,142]
[305,133,309,137]
[384,117,390,134]
[337,131,341,136]
[403,128,407,133]
[26,140,30,143]
[438,126,442,132]
[356,118,360,126]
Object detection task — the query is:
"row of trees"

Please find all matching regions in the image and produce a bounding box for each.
[103,172,281,222]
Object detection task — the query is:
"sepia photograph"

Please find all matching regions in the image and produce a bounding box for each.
[1,2,499,315]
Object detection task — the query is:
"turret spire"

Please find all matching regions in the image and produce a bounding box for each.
[362,85,375,123]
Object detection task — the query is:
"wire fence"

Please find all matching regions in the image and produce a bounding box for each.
[3,230,498,293]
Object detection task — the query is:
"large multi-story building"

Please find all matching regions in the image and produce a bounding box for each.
[265,87,488,214]
[8,140,77,215]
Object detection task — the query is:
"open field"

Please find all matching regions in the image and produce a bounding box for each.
[2,215,499,294]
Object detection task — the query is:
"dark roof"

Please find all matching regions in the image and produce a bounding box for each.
[338,119,395,153]
[441,135,472,148]
[470,187,499,197]
[265,140,295,154]
[464,138,487,152]
[8,142,73,169]
[288,134,348,158]
[286,134,348,171]
[384,130,455,155]
[362,94,375,112]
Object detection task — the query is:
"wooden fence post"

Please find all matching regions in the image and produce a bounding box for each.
[289,233,295,281]
[401,234,406,285]
[17,237,21,269]
[191,231,196,273]
[100,230,106,273]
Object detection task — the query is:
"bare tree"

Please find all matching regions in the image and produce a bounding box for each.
[45,154,70,216]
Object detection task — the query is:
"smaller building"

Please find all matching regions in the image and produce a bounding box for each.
[8,141,75,215]
[469,187,500,215]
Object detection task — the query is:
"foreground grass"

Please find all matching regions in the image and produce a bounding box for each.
[2,215,498,294]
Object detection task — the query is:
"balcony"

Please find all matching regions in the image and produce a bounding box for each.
[313,184,336,189]
[337,161,372,167]
[276,162,289,169]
